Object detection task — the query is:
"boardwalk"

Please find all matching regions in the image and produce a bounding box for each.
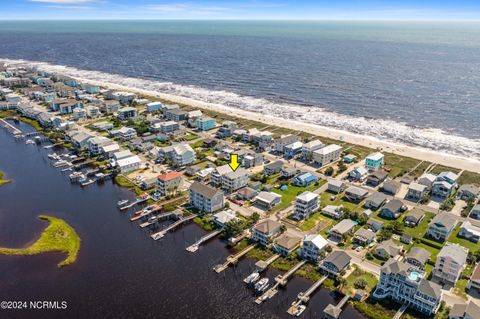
[186,229,223,252]
[0,118,22,136]
[150,215,196,241]
[287,275,328,315]
[213,244,256,273]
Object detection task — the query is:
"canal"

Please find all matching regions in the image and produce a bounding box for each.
[0,122,366,319]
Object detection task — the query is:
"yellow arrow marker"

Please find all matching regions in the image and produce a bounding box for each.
[229,154,240,171]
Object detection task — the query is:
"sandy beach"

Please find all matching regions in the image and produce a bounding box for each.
[70,75,480,174]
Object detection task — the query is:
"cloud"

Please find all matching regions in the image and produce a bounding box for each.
[41,5,93,10]
[30,0,94,3]
[147,3,229,15]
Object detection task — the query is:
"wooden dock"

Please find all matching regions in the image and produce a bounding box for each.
[255,260,307,304]
[322,295,350,319]
[213,244,256,273]
[139,211,180,228]
[186,229,223,252]
[254,253,280,272]
[287,275,327,315]
[150,214,196,241]
[0,118,22,136]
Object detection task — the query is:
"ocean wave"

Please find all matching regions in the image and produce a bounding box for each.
[3,58,480,160]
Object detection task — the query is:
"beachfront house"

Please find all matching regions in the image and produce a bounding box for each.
[146,102,163,112]
[301,140,324,162]
[292,191,320,221]
[457,184,480,201]
[252,219,283,247]
[195,117,216,131]
[298,234,328,263]
[157,171,183,197]
[165,109,188,122]
[407,182,428,202]
[284,141,303,158]
[432,243,468,286]
[189,181,224,213]
[312,144,342,166]
[426,213,457,242]
[418,173,437,189]
[274,134,299,154]
[432,171,459,198]
[365,152,384,171]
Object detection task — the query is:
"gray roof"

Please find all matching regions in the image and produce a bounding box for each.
[459,184,480,195]
[381,258,410,275]
[369,170,388,180]
[366,192,388,206]
[438,243,468,265]
[354,228,375,241]
[405,208,425,222]
[418,279,442,299]
[346,186,369,197]
[382,199,404,212]
[189,181,222,199]
[383,179,401,190]
[331,219,356,234]
[324,251,351,270]
[405,247,431,264]
[376,239,402,257]
[253,219,282,235]
[430,213,456,228]
[265,160,284,170]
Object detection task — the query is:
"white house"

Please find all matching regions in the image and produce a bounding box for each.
[292,191,319,220]
[298,234,328,263]
[312,144,342,166]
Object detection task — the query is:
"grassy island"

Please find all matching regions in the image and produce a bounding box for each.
[0,215,81,267]
[0,170,12,186]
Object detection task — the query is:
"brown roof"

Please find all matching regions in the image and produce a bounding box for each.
[253,219,282,235]
[275,233,301,250]
[157,171,182,182]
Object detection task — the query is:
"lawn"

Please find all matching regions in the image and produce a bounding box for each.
[271,181,325,212]
[448,226,480,253]
[383,152,421,178]
[189,139,205,149]
[409,161,433,178]
[320,191,361,212]
[0,215,81,267]
[401,212,434,239]
[298,212,332,231]
[429,164,461,175]
[0,170,12,186]
[457,170,480,186]
[344,267,379,295]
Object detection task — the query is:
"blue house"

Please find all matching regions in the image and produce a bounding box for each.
[84,84,100,94]
[293,172,319,187]
[147,102,163,112]
[284,141,303,158]
[195,117,216,131]
[64,78,78,87]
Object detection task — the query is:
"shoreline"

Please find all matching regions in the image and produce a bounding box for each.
[73,75,480,174]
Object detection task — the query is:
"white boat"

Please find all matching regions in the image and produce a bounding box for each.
[117,199,129,207]
[254,278,269,292]
[25,139,35,145]
[244,272,260,285]
[294,305,306,317]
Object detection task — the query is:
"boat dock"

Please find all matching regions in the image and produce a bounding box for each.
[286,275,328,315]
[393,302,408,319]
[254,253,280,272]
[139,211,181,228]
[213,244,256,273]
[150,214,196,241]
[186,229,223,252]
[0,118,22,136]
[322,295,350,319]
[255,260,307,304]
[130,205,162,222]
[119,196,150,210]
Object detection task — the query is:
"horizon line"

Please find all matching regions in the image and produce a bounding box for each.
[1,18,480,22]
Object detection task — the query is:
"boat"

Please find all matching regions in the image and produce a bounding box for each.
[25,139,35,145]
[117,199,129,207]
[34,136,42,144]
[244,272,260,285]
[294,305,306,317]
[53,160,70,168]
[254,278,269,293]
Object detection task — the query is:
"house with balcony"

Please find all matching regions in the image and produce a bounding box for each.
[365,152,384,171]
[367,170,389,186]
[274,233,302,257]
[373,259,442,316]
[467,264,480,293]
[418,173,437,189]
[165,108,188,122]
[298,234,328,263]
[264,160,284,176]
[301,140,324,162]
[470,205,480,220]
[189,181,224,213]
[195,117,216,131]
[312,144,342,166]
[407,182,428,202]
[320,251,351,277]
[432,171,459,198]
[459,221,480,243]
[426,213,457,242]
[375,239,403,260]
[345,186,369,202]
[274,134,299,154]
[157,171,183,197]
[449,301,480,319]
[329,219,355,242]
[349,166,369,181]
[157,144,196,167]
[292,191,319,221]
[405,247,431,270]
[432,243,468,286]
[252,219,283,247]
[293,172,318,187]
[327,179,345,194]
[457,184,480,201]
[221,168,249,193]
[253,192,282,211]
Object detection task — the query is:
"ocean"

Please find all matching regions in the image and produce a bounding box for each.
[1,20,480,158]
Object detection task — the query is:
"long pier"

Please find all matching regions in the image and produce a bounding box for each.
[0,118,22,136]
[254,253,281,272]
[255,260,307,304]
[186,229,223,252]
[393,303,408,319]
[119,196,149,211]
[287,275,328,315]
[213,244,256,273]
[130,206,161,222]
[150,215,196,241]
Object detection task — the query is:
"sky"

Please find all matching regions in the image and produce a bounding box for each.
[2,0,480,20]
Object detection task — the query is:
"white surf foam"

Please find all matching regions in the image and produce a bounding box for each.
[4,58,480,160]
